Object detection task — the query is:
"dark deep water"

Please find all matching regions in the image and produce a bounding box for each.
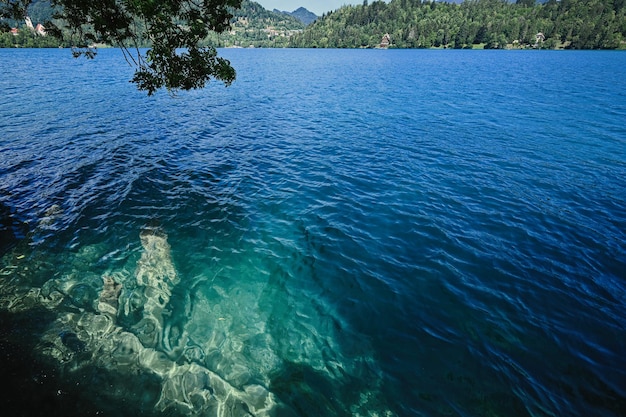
[1,48,625,417]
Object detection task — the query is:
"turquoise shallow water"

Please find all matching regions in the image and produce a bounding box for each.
[1,48,625,417]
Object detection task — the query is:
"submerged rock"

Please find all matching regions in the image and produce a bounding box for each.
[5,227,286,416]
[59,330,86,353]
[68,283,96,310]
[127,227,181,353]
[38,204,62,228]
[97,275,121,317]
[155,362,276,416]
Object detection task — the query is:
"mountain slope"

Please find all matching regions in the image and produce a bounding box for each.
[288,0,626,49]
[276,7,318,25]
[212,0,305,47]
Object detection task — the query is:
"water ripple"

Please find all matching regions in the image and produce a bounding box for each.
[1,49,625,417]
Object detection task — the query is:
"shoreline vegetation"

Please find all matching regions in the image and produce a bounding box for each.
[1,0,625,50]
[289,0,626,50]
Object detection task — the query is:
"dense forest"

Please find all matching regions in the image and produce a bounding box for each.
[2,0,625,50]
[289,0,626,49]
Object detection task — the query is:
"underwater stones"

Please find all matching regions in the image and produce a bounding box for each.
[164,321,189,357]
[43,204,62,217]
[77,312,115,341]
[155,362,276,416]
[244,334,282,376]
[38,277,55,294]
[139,223,167,240]
[136,229,178,289]
[70,245,107,272]
[121,287,146,321]
[39,272,102,314]
[129,227,184,356]
[132,316,161,349]
[135,228,177,294]
[224,362,254,388]
[220,398,256,417]
[10,287,45,311]
[39,279,64,303]
[40,340,72,364]
[97,275,121,317]
[244,384,279,412]
[75,244,105,264]
[203,349,225,373]
[68,283,96,310]
[139,349,176,377]
[59,330,86,353]
[143,286,169,310]
[205,349,256,389]
[0,284,41,313]
[183,344,205,364]
[3,226,283,416]
[155,363,214,413]
[110,331,143,367]
[38,204,62,228]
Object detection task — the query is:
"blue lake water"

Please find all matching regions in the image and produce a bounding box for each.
[1,48,625,417]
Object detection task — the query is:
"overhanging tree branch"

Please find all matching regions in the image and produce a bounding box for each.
[1,0,241,94]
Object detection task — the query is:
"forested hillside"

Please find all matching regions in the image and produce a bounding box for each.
[289,0,626,49]
[2,0,624,49]
[205,0,305,47]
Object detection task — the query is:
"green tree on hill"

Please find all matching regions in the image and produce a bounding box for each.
[1,0,242,94]
[289,0,626,50]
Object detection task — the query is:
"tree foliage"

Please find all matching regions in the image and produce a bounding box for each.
[1,0,242,94]
[289,0,626,50]
[0,26,68,47]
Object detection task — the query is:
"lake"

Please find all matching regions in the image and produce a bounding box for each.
[1,48,625,417]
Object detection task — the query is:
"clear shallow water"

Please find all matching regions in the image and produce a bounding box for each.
[1,48,625,417]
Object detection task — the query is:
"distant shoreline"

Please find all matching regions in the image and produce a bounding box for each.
[2,45,625,51]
